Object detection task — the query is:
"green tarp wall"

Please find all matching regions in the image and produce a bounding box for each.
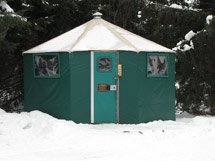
[69,52,90,123]
[24,52,90,123]
[24,51,175,123]
[119,51,175,123]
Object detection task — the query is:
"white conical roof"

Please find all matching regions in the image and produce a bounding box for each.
[23,14,174,54]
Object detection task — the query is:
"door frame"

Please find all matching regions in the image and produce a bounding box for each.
[90,51,94,123]
[90,51,119,123]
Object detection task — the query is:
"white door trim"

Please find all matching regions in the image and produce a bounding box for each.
[90,51,94,123]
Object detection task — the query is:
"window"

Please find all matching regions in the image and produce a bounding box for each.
[147,54,168,77]
[98,58,111,71]
[33,54,60,78]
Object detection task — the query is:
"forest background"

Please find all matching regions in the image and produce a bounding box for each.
[0,0,215,115]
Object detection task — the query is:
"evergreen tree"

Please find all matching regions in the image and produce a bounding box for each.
[176,16,215,115]
[134,2,207,48]
[1,0,214,115]
[0,1,34,112]
[199,0,215,13]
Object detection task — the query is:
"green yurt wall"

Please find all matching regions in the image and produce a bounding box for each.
[69,51,91,123]
[24,52,91,122]
[24,53,71,119]
[119,51,175,123]
[24,51,175,123]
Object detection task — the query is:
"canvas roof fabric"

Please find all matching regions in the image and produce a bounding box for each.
[23,12,174,54]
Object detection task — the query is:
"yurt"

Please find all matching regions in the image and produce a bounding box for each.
[23,12,175,124]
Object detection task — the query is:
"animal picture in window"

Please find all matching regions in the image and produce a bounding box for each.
[148,55,168,76]
[34,55,59,77]
[98,58,111,71]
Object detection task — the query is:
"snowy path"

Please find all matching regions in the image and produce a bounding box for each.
[0,109,215,161]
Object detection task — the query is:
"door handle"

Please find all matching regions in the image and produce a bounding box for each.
[114,76,119,80]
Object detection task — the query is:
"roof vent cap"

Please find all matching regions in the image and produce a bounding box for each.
[93,12,103,19]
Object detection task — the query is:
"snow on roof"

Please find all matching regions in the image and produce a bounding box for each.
[24,15,175,54]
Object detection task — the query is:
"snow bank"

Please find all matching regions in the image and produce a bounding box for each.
[0,110,215,161]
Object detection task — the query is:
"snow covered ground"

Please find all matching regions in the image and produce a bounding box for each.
[0,109,215,161]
